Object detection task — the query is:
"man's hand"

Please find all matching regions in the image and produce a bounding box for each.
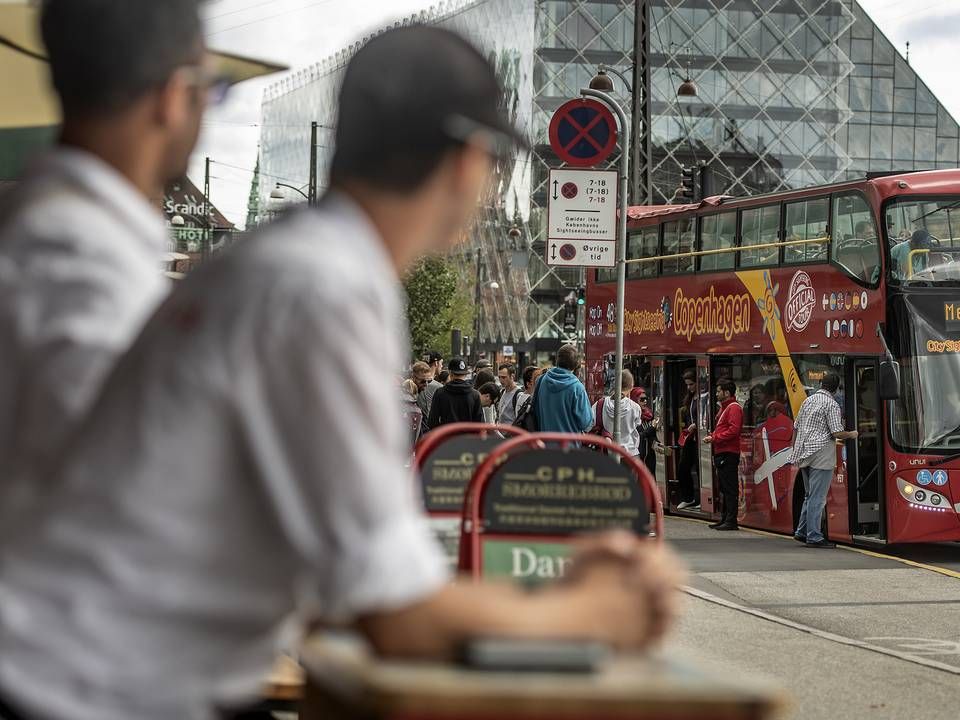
[687,423,697,433]
[702,435,713,444]
[563,533,685,650]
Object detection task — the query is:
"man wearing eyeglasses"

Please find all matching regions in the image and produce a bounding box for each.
[0,0,223,516]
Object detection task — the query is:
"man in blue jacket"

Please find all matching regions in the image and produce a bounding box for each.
[535,344,594,433]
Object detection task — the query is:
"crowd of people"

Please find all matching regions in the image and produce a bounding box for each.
[0,4,680,719]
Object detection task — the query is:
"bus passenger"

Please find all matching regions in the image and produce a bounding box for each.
[891,229,932,280]
[703,379,744,531]
[676,369,700,510]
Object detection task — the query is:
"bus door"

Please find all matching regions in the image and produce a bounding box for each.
[664,358,696,508]
[849,359,884,539]
[649,358,668,503]
[696,357,717,513]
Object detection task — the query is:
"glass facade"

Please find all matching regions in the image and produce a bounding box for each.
[258,0,960,352]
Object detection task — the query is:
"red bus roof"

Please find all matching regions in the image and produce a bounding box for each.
[625,168,960,228]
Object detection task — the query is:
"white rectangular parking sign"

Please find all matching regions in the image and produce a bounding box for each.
[546,168,617,267]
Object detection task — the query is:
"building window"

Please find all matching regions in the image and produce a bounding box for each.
[699,212,737,271]
[784,198,829,264]
[832,193,879,284]
[739,205,780,268]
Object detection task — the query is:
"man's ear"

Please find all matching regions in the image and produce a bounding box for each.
[152,69,192,130]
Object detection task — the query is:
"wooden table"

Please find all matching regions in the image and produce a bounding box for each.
[297,635,789,720]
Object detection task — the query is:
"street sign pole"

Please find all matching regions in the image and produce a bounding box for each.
[580,87,629,450]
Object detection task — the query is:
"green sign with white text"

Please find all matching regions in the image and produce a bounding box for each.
[481,538,574,585]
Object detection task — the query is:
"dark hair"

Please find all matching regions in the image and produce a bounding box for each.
[718,379,737,397]
[522,365,537,387]
[437,370,450,384]
[473,369,495,388]
[427,351,443,365]
[330,26,502,193]
[498,363,516,378]
[682,369,696,382]
[557,344,579,371]
[854,220,872,235]
[821,372,841,393]
[41,0,204,115]
[478,382,501,402]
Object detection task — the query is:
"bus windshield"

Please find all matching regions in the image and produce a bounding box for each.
[885,197,960,285]
[891,308,960,452]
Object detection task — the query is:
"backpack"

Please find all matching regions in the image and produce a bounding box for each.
[512,377,542,431]
[592,398,613,440]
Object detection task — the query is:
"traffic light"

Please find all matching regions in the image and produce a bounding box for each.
[680,165,698,201]
[577,286,586,306]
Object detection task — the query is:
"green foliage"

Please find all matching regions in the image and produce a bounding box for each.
[404,255,474,360]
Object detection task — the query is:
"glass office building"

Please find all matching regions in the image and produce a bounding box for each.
[258,0,960,359]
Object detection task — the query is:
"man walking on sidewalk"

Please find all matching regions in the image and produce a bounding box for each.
[496,363,522,426]
[534,344,593,434]
[703,379,743,531]
[788,373,858,548]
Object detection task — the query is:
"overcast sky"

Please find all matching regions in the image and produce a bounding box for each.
[193,0,960,228]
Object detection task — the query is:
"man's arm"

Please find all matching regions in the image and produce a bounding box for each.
[359,536,682,658]
[575,384,594,433]
[470,390,483,422]
[826,399,857,440]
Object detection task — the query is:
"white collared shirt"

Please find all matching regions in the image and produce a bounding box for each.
[0,194,449,720]
[0,147,169,512]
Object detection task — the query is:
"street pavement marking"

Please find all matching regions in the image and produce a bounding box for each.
[666,515,960,581]
[684,585,960,677]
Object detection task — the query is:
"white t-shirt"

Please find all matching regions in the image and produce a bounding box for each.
[0,148,169,515]
[0,194,448,720]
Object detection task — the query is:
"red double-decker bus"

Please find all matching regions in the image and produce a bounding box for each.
[584,169,960,545]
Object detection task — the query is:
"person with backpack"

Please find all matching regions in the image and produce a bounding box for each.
[427,357,483,429]
[478,382,501,423]
[535,345,593,434]
[593,370,644,456]
[512,366,543,431]
[496,363,523,425]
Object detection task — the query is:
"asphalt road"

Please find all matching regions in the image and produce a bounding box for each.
[663,516,960,719]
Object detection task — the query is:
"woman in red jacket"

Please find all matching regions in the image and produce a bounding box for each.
[703,379,744,531]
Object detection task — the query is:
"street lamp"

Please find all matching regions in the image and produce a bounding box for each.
[271,183,310,202]
[170,215,185,227]
[590,65,633,95]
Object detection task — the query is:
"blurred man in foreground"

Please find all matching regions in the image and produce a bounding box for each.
[0,0,215,514]
[0,26,682,720]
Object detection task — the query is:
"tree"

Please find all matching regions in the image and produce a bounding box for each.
[404,255,474,360]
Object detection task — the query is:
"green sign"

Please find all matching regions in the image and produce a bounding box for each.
[481,538,574,585]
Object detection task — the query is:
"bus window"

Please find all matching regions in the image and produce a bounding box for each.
[784,197,829,264]
[831,193,880,283]
[627,226,659,279]
[699,212,736,271]
[662,217,695,274]
[739,205,780,268]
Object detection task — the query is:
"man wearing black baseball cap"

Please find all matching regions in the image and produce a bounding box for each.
[0,26,680,720]
[426,357,482,429]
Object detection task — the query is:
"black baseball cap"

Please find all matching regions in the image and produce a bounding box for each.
[332,25,528,177]
[448,357,469,375]
[428,351,443,364]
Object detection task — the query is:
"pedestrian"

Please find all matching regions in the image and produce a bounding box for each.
[512,366,543,430]
[437,370,450,385]
[535,344,593,434]
[420,351,444,429]
[788,373,858,548]
[428,357,483,428]
[472,367,497,423]
[400,378,423,449]
[496,363,522,425]
[410,360,436,434]
[521,364,538,396]
[594,370,643,457]
[631,387,658,477]
[0,0,217,512]
[478,382,501,422]
[676,369,700,510]
[0,26,681,720]
[703,379,744,531]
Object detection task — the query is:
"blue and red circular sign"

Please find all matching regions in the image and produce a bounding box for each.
[548,98,618,167]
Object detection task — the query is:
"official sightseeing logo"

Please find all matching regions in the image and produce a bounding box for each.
[785,270,816,333]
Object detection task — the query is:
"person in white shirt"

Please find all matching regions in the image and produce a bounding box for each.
[0,0,218,514]
[496,362,522,425]
[595,369,644,457]
[0,26,682,720]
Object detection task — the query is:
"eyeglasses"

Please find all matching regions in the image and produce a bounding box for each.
[638,396,649,402]
[180,65,232,106]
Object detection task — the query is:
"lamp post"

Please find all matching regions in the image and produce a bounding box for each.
[582,75,630,449]
[271,183,310,202]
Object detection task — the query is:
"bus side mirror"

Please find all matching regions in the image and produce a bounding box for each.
[879,360,901,401]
